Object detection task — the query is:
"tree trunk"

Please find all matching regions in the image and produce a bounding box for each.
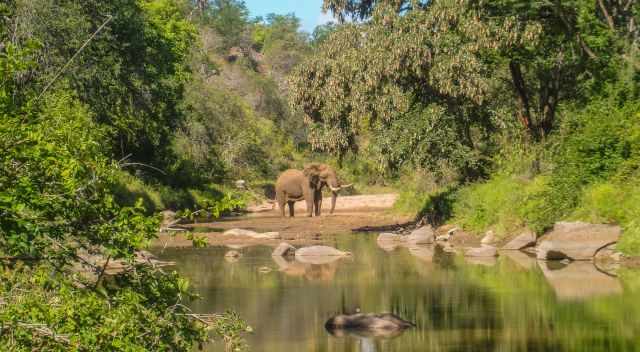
[509,61,535,138]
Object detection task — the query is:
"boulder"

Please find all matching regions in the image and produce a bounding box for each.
[480,230,496,245]
[536,222,620,261]
[272,242,296,257]
[465,245,498,257]
[403,226,435,245]
[502,231,537,250]
[253,231,281,239]
[325,312,414,338]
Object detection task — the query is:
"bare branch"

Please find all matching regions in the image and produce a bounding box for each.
[597,0,616,30]
[35,15,113,102]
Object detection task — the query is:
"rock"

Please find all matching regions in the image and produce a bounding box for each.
[272,242,296,257]
[325,313,414,337]
[447,227,459,236]
[480,230,496,245]
[407,246,434,262]
[235,180,247,189]
[403,226,435,245]
[435,234,450,242]
[536,222,620,261]
[502,230,537,250]
[253,232,281,239]
[377,233,402,251]
[224,228,259,237]
[465,245,498,257]
[223,228,280,240]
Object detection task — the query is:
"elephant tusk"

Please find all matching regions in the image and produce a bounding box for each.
[329,185,341,192]
[340,183,353,188]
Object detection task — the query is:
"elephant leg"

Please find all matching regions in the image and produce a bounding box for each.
[276,191,286,217]
[314,189,322,216]
[305,196,313,217]
[288,201,295,217]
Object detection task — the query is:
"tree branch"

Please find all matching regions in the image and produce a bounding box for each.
[597,0,616,30]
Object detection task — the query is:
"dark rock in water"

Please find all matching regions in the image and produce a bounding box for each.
[325,312,415,338]
[536,222,620,261]
[502,231,537,250]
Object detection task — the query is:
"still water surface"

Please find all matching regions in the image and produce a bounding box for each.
[156,235,640,351]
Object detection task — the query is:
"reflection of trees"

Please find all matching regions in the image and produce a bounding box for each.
[155,238,640,352]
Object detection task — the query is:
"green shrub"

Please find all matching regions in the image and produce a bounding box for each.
[112,171,165,213]
[573,180,640,255]
[452,175,530,237]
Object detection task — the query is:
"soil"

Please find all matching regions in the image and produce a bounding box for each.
[153,194,414,248]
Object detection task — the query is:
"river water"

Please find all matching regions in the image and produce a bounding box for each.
[156,234,640,351]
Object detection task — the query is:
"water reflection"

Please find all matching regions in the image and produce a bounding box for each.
[154,236,640,352]
[538,260,623,300]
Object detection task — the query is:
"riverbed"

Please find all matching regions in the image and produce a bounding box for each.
[154,234,640,352]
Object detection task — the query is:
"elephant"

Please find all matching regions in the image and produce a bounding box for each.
[275,163,351,217]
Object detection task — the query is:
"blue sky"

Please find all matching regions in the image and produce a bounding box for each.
[244,0,333,33]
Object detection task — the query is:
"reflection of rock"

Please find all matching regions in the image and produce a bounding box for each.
[502,231,536,250]
[465,256,497,266]
[272,256,339,281]
[403,226,435,245]
[538,260,623,300]
[258,266,272,274]
[325,313,414,338]
[272,242,296,257]
[502,250,537,270]
[295,246,351,259]
[223,228,281,240]
[536,222,620,261]
[224,250,242,262]
[296,254,346,265]
[465,245,498,257]
[407,246,434,263]
[377,233,402,251]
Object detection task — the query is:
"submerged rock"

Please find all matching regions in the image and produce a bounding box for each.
[325,313,415,338]
[465,245,498,257]
[536,222,620,261]
[502,231,537,250]
[272,242,296,257]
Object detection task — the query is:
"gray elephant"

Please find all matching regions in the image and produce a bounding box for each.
[275,163,351,217]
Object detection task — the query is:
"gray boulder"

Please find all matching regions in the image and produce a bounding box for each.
[403,226,435,245]
[272,242,296,257]
[536,222,620,261]
[465,245,498,257]
[502,231,537,250]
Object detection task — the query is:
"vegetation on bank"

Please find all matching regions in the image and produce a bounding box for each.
[291,1,640,255]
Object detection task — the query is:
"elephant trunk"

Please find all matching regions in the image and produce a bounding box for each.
[330,191,338,214]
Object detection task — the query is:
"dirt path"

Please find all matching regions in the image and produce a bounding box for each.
[154,194,413,248]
